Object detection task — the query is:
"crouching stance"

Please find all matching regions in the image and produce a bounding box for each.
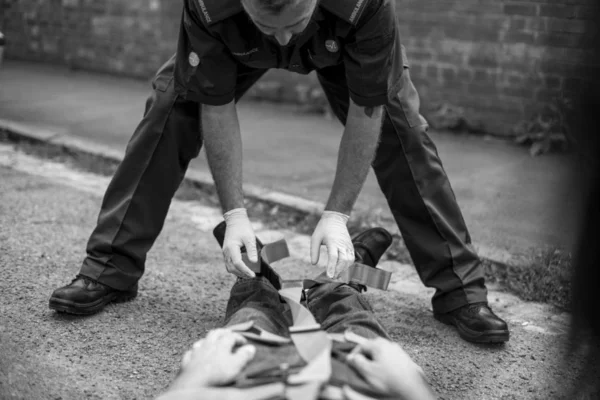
[158,226,436,400]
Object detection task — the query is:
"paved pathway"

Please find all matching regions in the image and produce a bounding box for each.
[0,61,580,264]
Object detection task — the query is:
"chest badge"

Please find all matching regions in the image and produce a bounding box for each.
[188,51,200,67]
[325,40,339,53]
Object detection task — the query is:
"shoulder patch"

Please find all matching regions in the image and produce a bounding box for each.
[320,0,370,25]
[194,0,244,25]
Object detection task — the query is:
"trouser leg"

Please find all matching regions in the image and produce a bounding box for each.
[305,280,390,339]
[317,64,487,314]
[80,56,267,290]
[80,56,200,290]
[224,277,292,336]
[224,278,302,378]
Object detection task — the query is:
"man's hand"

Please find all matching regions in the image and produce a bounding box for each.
[223,208,258,278]
[176,329,256,389]
[310,211,355,278]
[347,338,436,400]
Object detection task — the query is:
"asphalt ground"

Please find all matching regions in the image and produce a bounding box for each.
[0,142,590,400]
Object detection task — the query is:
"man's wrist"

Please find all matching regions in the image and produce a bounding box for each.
[224,207,247,220]
[321,210,350,223]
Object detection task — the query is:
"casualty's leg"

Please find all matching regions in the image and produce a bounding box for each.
[224,277,292,336]
[223,277,304,382]
[303,228,395,340]
[305,281,390,340]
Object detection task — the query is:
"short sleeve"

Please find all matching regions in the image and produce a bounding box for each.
[343,0,404,107]
[174,0,238,105]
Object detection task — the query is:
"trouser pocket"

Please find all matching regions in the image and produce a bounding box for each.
[397,68,426,128]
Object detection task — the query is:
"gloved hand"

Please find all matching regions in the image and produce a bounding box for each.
[223,208,258,278]
[310,211,355,278]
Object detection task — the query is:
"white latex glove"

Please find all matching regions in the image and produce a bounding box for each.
[310,211,354,278]
[223,208,258,278]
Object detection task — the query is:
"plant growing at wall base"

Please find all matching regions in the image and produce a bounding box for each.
[513,95,573,156]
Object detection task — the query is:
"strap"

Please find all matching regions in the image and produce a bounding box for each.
[279,286,332,393]
[228,321,292,345]
[345,263,392,290]
[241,239,290,273]
[314,263,392,291]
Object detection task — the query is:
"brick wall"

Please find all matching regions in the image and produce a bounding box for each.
[0,0,180,77]
[1,0,597,135]
[395,0,598,134]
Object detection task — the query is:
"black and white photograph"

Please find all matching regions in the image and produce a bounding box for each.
[0,0,599,399]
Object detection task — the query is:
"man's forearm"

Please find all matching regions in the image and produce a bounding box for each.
[326,103,383,214]
[201,101,244,212]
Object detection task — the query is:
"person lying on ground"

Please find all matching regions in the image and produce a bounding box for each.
[159,328,435,400]
[157,226,437,400]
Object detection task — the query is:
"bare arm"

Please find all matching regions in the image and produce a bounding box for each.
[201,100,244,212]
[325,99,384,214]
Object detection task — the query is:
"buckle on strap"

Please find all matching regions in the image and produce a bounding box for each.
[345,263,392,291]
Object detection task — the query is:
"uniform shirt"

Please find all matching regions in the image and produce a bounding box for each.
[174,0,406,107]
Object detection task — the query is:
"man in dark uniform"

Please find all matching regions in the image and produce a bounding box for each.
[49,0,509,343]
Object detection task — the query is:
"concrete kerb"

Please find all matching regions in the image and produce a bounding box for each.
[0,118,324,214]
[0,118,523,274]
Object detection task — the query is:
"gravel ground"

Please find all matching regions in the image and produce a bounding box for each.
[0,144,590,399]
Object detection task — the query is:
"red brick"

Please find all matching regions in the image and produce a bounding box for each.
[504,31,537,45]
[504,4,538,16]
[468,54,499,68]
[544,74,563,89]
[537,31,590,48]
[539,4,578,18]
[426,64,439,79]
[536,88,563,101]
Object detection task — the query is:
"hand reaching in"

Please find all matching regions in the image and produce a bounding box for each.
[310,211,355,278]
[222,208,258,278]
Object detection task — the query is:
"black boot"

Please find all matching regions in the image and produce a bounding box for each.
[49,275,138,315]
[348,227,393,292]
[352,227,393,267]
[434,303,510,343]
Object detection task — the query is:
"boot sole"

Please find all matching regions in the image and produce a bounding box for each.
[434,313,510,343]
[49,291,138,315]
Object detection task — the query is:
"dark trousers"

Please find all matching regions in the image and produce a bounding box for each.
[225,277,389,340]
[223,276,388,387]
[79,55,486,313]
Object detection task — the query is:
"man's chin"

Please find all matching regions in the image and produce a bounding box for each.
[266,35,299,48]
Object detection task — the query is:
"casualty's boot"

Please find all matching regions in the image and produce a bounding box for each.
[349,227,393,292]
[213,221,283,290]
[352,227,393,268]
[49,275,138,315]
